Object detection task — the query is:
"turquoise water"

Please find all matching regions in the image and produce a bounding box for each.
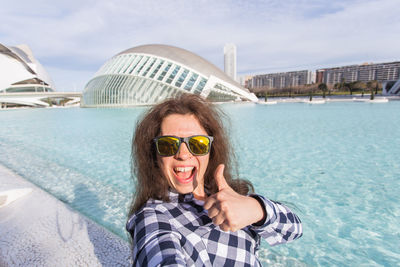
[0,102,399,266]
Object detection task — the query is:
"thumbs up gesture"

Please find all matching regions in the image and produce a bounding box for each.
[204,164,265,232]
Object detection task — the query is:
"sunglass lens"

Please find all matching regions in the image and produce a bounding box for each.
[189,136,210,155]
[157,136,179,156]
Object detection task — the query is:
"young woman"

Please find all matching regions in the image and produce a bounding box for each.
[126,94,302,266]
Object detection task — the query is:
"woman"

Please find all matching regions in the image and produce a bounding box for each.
[126,94,302,266]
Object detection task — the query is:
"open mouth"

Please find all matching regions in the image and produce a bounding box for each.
[173,166,196,183]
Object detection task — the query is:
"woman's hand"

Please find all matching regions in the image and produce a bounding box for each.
[204,164,265,232]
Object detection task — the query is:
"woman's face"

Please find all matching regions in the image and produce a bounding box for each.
[159,113,210,198]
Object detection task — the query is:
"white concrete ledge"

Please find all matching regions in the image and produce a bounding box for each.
[0,164,132,267]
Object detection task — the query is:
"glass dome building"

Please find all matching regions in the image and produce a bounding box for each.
[82,44,257,107]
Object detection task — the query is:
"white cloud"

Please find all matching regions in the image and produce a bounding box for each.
[1,0,399,91]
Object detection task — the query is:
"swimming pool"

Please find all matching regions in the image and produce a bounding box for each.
[0,101,399,266]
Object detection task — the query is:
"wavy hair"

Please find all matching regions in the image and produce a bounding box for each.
[128,94,253,217]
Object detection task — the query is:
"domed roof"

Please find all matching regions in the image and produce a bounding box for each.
[118,44,243,88]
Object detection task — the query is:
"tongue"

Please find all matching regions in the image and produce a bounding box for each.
[176,171,192,179]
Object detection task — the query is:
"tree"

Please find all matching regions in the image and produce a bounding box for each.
[288,87,293,98]
[333,83,339,91]
[318,83,328,98]
[344,82,355,95]
[351,81,366,96]
[367,81,373,99]
[339,78,346,92]
[373,80,380,94]
[367,81,375,100]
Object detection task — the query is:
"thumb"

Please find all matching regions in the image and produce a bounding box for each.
[214,164,229,191]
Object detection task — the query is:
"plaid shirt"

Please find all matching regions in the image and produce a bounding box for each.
[126,191,302,266]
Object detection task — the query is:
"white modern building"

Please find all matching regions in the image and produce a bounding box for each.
[0,43,58,108]
[82,44,257,107]
[224,43,237,81]
[0,43,55,93]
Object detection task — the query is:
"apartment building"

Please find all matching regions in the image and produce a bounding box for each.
[249,70,315,89]
[316,61,400,85]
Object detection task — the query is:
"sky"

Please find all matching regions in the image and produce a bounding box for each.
[1,0,399,92]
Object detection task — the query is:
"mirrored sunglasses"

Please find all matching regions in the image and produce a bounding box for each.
[153,135,213,157]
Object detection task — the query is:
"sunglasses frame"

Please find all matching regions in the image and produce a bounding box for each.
[153,135,214,157]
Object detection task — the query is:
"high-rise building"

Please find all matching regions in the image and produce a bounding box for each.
[224,43,236,81]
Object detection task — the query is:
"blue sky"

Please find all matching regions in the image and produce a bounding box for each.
[1,0,399,91]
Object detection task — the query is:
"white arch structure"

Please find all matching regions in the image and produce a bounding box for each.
[82,44,257,107]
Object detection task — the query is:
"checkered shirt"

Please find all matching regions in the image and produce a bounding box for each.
[126,191,302,266]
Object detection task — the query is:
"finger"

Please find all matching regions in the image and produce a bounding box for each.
[219,222,231,232]
[214,164,229,191]
[212,213,226,226]
[207,205,220,218]
[204,196,216,210]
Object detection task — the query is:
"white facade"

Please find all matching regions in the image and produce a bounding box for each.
[0,43,55,93]
[224,43,237,81]
[82,44,257,107]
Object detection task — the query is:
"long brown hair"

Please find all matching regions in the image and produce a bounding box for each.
[128,94,253,217]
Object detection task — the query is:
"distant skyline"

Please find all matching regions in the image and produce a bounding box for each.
[1,0,400,92]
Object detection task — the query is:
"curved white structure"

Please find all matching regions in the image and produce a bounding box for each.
[0,44,55,93]
[0,43,56,107]
[82,44,257,107]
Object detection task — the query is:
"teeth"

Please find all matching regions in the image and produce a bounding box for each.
[174,167,194,173]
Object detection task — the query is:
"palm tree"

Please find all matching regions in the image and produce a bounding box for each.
[318,83,328,98]
[374,80,380,94]
[339,78,346,92]
[367,81,376,100]
[367,81,374,100]
[367,81,375,100]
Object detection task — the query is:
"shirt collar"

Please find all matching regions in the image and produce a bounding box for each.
[167,189,200,203]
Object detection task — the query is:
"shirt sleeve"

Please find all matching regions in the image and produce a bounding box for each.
[126,207,187,267]
[249,194,303,246]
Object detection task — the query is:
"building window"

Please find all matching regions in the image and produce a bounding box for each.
[133,56,150,75]
[121,55,136,74]
[175,69,189,88]
[128,56,143,74]
[194,77,207,94]
[142,58,157,77]
[157,63,172,81]
[149,60,165,79]
[166,65,181,84]
[184,73,199,91]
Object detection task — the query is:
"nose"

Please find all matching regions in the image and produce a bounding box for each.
[175,142,192,160]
